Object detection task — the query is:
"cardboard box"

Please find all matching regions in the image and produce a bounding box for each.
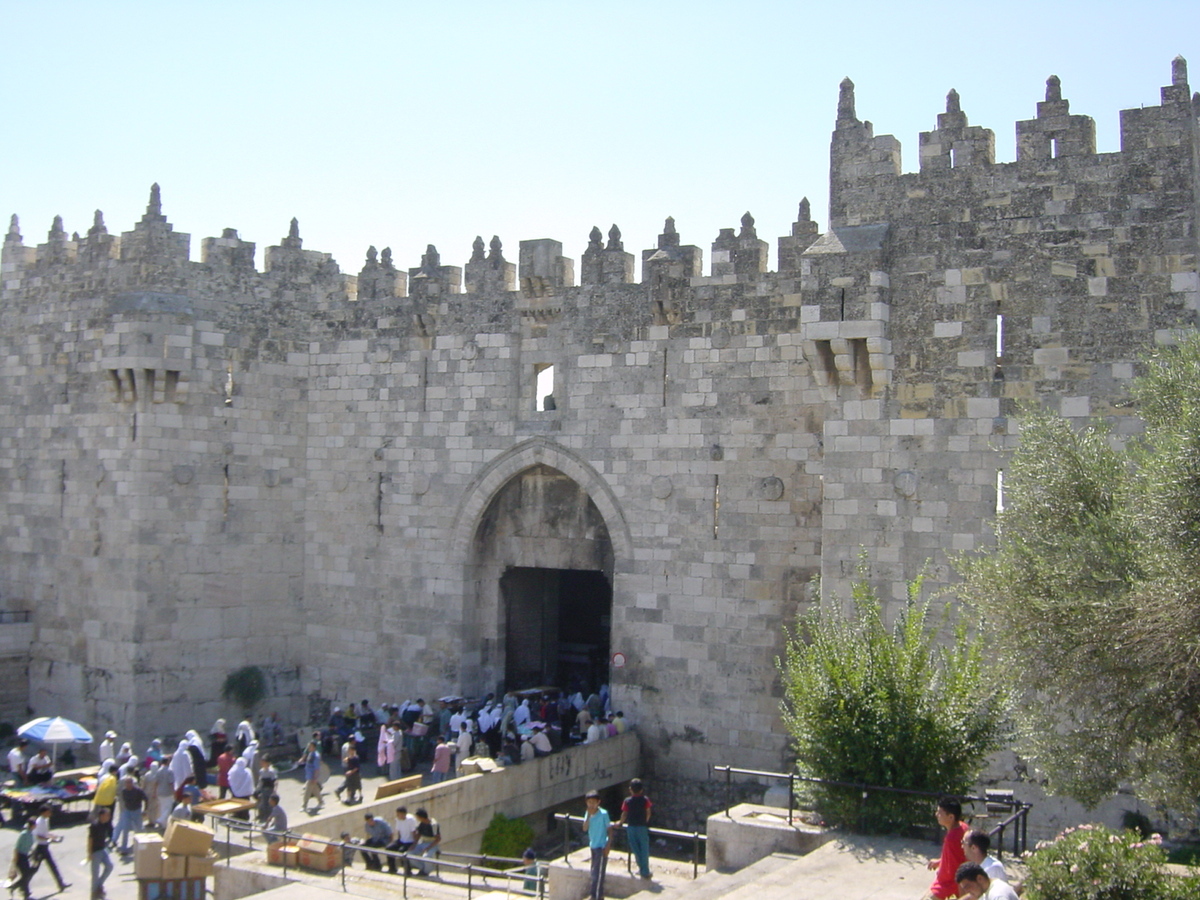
[134,835,165,879]
[297,833,339,872]
[186,851,218,878]
[160,852,188,879]
[163,818,215,857]
[267,842,300,867]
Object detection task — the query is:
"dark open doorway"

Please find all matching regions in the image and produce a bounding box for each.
[501,566,611,693]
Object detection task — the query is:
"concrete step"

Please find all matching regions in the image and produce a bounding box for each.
[626,851,802,900]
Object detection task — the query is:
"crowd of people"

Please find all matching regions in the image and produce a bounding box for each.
[4,683,630,897]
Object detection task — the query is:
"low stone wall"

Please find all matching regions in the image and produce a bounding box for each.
[284,731,641,854]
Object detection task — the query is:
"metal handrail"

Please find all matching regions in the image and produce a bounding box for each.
[708,764,1032,858]
[553,812,706,879]
[207,813,547,898]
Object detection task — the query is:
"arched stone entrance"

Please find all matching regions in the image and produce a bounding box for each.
[450,439,631,696]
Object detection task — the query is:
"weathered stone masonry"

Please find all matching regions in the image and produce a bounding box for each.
[1,61,1197,782]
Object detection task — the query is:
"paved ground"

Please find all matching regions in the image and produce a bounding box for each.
[0,748,433,900]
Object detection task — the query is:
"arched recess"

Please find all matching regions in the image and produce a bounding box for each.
[450,438,633,695]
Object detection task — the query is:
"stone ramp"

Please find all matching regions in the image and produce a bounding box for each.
[632,835,933,900]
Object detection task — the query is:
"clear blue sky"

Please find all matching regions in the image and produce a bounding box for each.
[2,1,1196,280]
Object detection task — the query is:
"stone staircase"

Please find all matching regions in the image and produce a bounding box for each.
[626,835,935,900]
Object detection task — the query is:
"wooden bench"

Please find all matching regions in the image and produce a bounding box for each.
[373,774,423,801]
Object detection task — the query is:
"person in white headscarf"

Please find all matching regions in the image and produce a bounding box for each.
[513,699,531,728]
[241,741,260,786]
[99,730,117,764]
[116,742,133,769]
[228,758,254,800]
[184,732,209,788]
[169,741,193,791]
[235,719,256,755]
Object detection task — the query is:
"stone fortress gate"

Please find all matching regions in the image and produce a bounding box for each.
[0,59,1197,784]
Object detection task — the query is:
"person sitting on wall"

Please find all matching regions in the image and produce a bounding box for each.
[962,829,1007,883]
[954,862,1018,900]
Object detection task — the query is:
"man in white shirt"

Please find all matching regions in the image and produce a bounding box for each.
[386,806,420,875]
[33,805,69,891]
[955,863,1018,900]
[7,739,28,784]
[962,830,1007,883]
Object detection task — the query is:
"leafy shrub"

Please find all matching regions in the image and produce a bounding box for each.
[480,812,535,860]
[1025,823,1199,900]
[222,665,268,711]
[778,574,1007,832]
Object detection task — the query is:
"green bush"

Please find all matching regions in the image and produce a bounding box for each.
[222,665,268,711]
[1025,823,1199,900]
[778,574,1007,832]
[479,812,535,860]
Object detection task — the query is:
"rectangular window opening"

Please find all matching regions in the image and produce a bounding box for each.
[815,340,838,385]
[1051,137,1061,159]
[144,368,157,403]
[996,469,1005,514]
[994,311,1005,380]
[950,146,959,168]
[535,363,556,411]
[124,368,138,403]
[109,370,123,402]
[165,370,179,403]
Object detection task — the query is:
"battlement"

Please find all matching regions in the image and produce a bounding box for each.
[4,60,1195,306]
[0,60,1197,773]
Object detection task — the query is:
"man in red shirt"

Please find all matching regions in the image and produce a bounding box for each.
[216,747,237,799]
[925,797,969,898]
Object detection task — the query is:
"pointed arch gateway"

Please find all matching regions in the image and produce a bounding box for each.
[450,439,633,696]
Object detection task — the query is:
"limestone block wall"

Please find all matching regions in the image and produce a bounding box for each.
[0,60,1196,789]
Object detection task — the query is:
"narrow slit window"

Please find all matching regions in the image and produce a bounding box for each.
[1051,137,1060,159]
[144,368,157,403]
[535,364,555,411]
[124,369,138,403]
[996,469,1005,514]
[713,474,720,539]
[849,338,873,392]
[109,370,123,402]
[165,370,179,402]
[950,146,959,168]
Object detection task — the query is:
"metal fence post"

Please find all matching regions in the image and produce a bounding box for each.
[467,863,473,899]
[692,831,700,879]
[725,766,732,816]
[788,772,795,826]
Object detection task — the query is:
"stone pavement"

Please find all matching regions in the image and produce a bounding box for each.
[0,753,431,900]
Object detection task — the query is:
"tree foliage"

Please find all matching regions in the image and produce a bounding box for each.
[779,575,1007,832]
[956,333,1200,810]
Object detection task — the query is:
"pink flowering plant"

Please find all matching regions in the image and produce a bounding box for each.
[1024,823,1197,900]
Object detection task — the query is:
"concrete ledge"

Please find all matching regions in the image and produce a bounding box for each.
[706,802,831,871]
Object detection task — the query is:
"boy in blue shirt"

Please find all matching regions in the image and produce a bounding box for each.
[583,790,612,900]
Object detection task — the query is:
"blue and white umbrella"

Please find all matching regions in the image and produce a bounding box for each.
[17,716,93,764]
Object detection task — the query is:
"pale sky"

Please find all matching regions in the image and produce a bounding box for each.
[2,1,1196,281]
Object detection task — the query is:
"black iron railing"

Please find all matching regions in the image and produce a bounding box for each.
[208,813,547,898]
[708,764,1031,859]
[553,812,706,879]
